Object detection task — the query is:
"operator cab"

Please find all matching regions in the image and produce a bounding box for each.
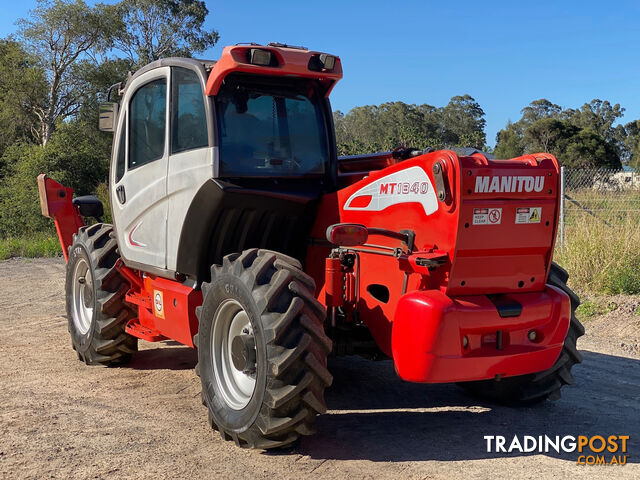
[102,45,342,281]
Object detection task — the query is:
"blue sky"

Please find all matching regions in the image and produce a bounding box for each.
[2,1,640,147]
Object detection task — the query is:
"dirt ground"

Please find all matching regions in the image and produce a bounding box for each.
[0,257,638,480]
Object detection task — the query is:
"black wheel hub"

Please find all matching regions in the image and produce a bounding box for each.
[231,334,256,374]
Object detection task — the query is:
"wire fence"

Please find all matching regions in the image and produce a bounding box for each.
[558,167,640,245]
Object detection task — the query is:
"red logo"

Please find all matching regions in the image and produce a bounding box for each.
[379,182,429,195]
[489,209,501,223]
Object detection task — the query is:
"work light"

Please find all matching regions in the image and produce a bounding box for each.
[319,54,336,70]
[249,48,273,66]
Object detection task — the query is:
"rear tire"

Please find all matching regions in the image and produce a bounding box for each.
[458,262,584,404]
[195,249,332,449]
[65,224,137,366]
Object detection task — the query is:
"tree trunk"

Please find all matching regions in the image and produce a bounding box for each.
[41,73,59,146]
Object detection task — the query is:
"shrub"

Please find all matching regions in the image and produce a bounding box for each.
[0,120,110,237]
[0,233,61,259]
[94,181,112,223]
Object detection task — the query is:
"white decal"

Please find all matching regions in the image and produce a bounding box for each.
[473,208,502,225]
[515,207,542,224]
[475,175,545,193]
[128,221,147,248]
[344,166,438,215]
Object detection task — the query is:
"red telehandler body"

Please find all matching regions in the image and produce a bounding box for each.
[38,43,583,449]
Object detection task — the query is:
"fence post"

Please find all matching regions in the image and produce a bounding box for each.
[559,166,565,247]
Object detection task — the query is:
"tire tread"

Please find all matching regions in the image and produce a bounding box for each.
[196,249,331,449]
[66,224,137,366]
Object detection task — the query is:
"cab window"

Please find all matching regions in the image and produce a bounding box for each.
[129,78,167,169]
[215,75,329,177]
[115,112,126,182]
[171,68,208,154]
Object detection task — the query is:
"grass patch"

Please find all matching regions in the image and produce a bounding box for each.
[576,299,617,319]
[555,216,640,295]
[0,233,61,260]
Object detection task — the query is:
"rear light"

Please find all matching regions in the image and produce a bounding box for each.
[248,48,274,66]
[326,224,368,246]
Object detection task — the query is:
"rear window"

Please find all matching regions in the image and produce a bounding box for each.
[215,77,329,177]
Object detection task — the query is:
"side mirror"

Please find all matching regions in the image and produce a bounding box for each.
[99,102,119,132]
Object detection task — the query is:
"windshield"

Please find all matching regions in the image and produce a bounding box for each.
[215,76,329,177]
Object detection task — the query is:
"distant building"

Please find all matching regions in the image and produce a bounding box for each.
[592,167,640,190]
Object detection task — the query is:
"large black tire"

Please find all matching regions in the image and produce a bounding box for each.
[459,262,584,404]
[195,249,332,449]
[65,223,137,366]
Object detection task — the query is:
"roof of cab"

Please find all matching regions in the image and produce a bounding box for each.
[122,57,215,96]
[205,44,342,97]
[121,43,342,98]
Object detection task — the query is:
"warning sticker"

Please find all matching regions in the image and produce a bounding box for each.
[473,207,502,225]
[515,207,542,224]
[154,290,165,319]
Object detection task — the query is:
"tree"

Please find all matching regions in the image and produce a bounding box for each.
[495,99,563,158]
[113,0,219,66]
[562,128,620,169]
[564,99,628,161]
[17,0,118,145]
[440,95,486,149]
[522,117,574,153]
[333,96,487,156]
[0,119,111,237]
[520,99,562,125]
[72,57,134,124]
[495,98,625,168]
[0,40,47,157]
[623,120,640,169]
[493,121,523,159]
[0,143,55,236]
[521,119,621,168]
[564,99,624,143]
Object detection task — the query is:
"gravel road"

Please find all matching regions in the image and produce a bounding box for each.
[0,257,638,479]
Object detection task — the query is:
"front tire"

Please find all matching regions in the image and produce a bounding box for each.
[195,249,332,449]
[65,224,137,366]
[459,262,584,404]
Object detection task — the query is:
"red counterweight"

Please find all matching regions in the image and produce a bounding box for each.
[391,286,571,382]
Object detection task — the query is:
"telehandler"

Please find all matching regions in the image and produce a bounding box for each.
[38,43,583,449]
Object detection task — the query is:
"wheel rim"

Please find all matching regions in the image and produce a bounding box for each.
[71,257,94,335]
[211,299,257,410]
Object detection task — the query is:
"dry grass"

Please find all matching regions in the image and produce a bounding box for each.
[555,216,640,294]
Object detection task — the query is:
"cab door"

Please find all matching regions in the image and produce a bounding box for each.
[166,66,213,271]
[111,67,170,270]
